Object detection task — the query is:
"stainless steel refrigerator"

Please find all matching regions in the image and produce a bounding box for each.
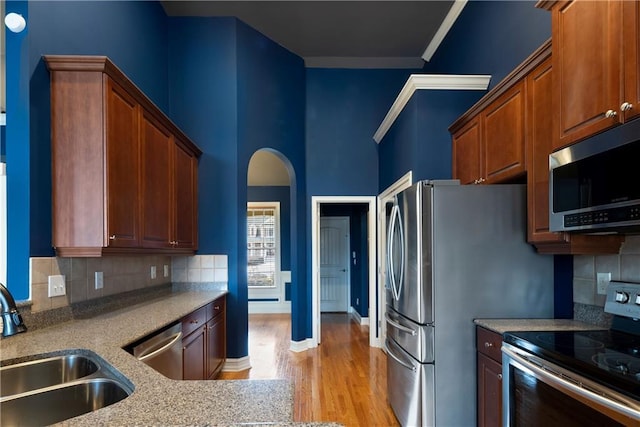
[384,180,554,427]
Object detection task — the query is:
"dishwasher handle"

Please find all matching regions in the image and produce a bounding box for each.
[138,330,183,362]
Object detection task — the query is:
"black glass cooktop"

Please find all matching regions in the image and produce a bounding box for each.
[504,329,640,400]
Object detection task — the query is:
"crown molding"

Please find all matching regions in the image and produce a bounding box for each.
[373,74,491,143]
[422,0,468,62]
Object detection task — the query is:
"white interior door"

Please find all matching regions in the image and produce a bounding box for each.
[320,217,349,312]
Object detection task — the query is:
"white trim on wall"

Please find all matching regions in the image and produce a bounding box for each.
[311,196,377,349]
[222,356,251,372]
[373,74,491,144]
[422,0,469,62]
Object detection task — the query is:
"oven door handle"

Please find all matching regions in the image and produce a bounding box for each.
[502,345,640,421]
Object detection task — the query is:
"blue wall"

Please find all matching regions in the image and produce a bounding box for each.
[167,17,307,354]
[423,0,551,88]
[378,0,551,190]
[306,68,417,197]
[5,0,168,300]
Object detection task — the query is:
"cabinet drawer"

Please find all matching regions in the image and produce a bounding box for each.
[182,305,207,337]
[477,326,502,363]
[207,296,226,321]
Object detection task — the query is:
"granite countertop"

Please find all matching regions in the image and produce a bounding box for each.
[0,288,301,426]
[474,318,607,335]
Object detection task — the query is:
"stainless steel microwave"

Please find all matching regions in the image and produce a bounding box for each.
[549,127,640,233]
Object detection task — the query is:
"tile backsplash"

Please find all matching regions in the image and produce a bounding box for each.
[171,255,228,283]
[574,235,640,309]
[29,255,172,313]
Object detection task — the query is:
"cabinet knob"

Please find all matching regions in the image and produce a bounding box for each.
[484,342,493,348]
[109,235,116,240]
[605,109,618,118]
[621,102,634,112]
[497,373,503,380]
[214,305,220,311]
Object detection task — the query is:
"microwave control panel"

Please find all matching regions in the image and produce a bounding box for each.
[564,204,640,230]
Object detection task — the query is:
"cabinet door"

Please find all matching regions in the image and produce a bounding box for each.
[173,141,198,250]
[105,78,140,248]
[623,0,640,122]
[452,117,482,184]
[551,0,623,149]
[477,353,503,427]
[526,58,567,245]
[206,314,226,379]
[140,110,173,249]
[183,327,206,380]
[483,81,526,183]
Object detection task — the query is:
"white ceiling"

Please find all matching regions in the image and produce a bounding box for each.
[161,0,461,68]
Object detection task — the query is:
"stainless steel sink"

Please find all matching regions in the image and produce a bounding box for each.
[1,378,130,426]
[0,354,98,397]
[0,350,133,425]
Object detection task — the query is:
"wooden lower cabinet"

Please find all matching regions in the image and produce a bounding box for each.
[183,324,207,380]
[477,327,503,427]
[182,295,227,380]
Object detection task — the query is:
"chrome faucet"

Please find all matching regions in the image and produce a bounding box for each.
[0,283,27,337]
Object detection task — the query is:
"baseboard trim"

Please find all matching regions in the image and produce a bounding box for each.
[289,338,316,353]
[248,301,291,314]
[349,307,369,326]
[222,356,251,372]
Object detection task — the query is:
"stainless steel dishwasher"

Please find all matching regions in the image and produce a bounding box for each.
[132,322,183,380]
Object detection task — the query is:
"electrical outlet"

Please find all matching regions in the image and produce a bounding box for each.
[597,272,611,295]
[150,266,157,280]
[48,275,66,297]
[95,271,104,290]
[163,264,169,278]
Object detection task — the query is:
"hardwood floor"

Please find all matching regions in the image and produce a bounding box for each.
[219,313,400,426]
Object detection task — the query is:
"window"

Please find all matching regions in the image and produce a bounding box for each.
[247,204,279,288]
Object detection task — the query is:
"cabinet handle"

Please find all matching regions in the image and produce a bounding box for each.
[214,305,220,311]
[109,235,116,240]
[605,109,618,118]
[484,342,493,348]
[190,320,199,324]
[621,102,633,112]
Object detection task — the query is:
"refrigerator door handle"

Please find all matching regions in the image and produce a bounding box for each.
[384,339,417,372]
[387,202,404,301]
[385,312,417,336]
[386,204,397,295]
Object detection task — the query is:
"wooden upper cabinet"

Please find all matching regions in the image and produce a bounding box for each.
[45,55,202,256]
[106,78,140,248]
[524,55,624,253]
[623,0,640,123]
[174,139,198,250]
[541,0,640,150]
[452,117,483,185]
[526,57,560,245]
[482,81,526,183]
[451,71,527,186]
[141,110,174,249]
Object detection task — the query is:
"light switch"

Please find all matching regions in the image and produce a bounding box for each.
[48,275,66,297]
